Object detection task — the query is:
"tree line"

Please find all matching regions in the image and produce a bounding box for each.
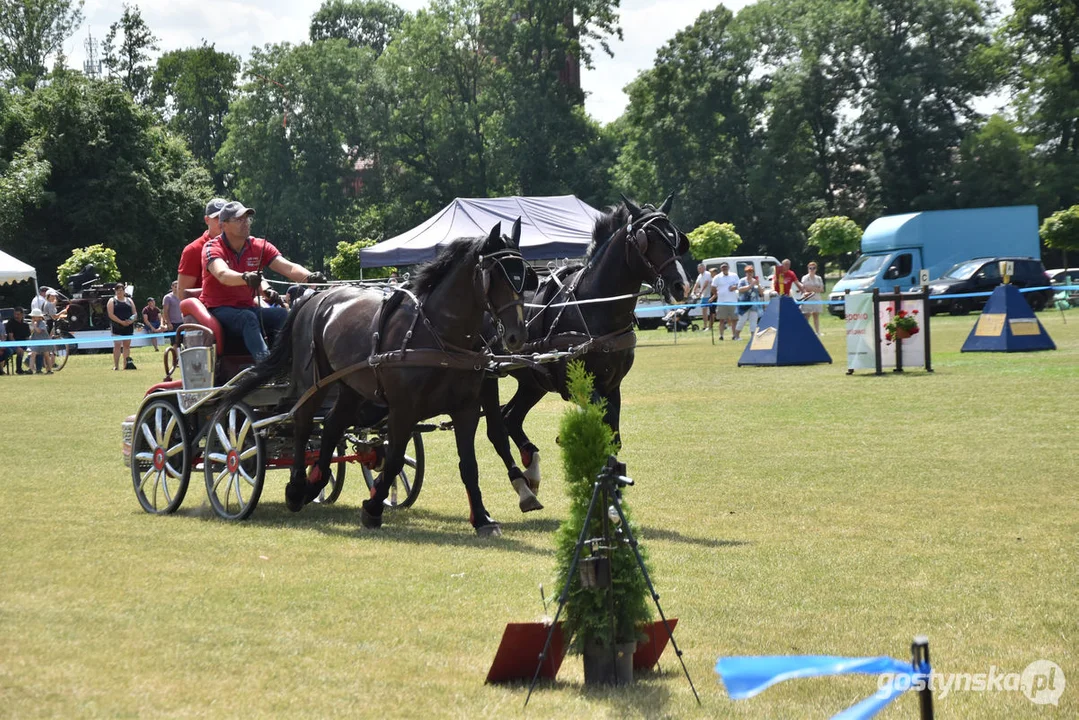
[0,0,1076,297]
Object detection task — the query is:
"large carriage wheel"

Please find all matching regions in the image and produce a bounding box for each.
[313,439,348,505]
[203,402,265,520]
[361,431,424,509]
[131,399,191,514]
[51,330,74,372]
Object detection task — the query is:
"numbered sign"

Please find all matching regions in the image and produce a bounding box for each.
[919,269,930,286]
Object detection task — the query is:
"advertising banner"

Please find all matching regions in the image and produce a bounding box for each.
[880,298,925,368]
[845,293,876,371]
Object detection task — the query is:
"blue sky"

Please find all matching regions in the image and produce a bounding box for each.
[67,0,751,124]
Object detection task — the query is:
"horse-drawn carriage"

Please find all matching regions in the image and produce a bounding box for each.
[122,196,691,533]
[121,296,426,520]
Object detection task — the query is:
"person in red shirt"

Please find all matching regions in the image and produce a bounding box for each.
[201,201,319,361]
[773,258,804,297]
[177,198,227,298]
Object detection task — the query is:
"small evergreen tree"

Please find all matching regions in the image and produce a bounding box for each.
[554,361,652,651]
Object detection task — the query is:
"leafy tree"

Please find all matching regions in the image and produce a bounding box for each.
[151,44,240,190]
[1040,205,1079,268]
[327,239,393,279]
[309,0,405,56]
[0,136,49,237]
[56,243,120,287]
[0,72,210,292]
[218,39,379,269]
[807,215,861,273]
[687,221,741,260]
[0,0,83,90]
[1002,0,1079,209]
[954,115,1036,208]
[102,3,159,104]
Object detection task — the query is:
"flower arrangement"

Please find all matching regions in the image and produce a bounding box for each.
[884,307,919,342]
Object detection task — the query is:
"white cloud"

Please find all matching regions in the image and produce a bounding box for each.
[65,0,750,124]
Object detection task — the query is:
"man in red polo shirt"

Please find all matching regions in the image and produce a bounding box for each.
[773,258,804,297]
[177,198,227,297]
[201,201,319,361]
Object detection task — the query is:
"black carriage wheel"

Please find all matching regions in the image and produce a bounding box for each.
[203,402,265,520]
[51,330,74,372]
[131,399,191,514]
[362,431,424,510]
[313,439,347,505]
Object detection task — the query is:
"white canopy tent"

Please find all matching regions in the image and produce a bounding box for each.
[360,195,605,268]
[0,248,36,287]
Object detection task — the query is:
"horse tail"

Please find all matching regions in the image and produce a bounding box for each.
[221,302,305,406]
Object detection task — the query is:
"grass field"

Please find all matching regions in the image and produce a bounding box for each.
[1,311,1076,718]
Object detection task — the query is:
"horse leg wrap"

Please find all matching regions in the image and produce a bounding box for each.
[306,465,322,484]
[304,465,329,504]
[510,469,543,513]
[520,443,541,494]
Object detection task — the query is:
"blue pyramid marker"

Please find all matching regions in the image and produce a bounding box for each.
[961,284,1055,352]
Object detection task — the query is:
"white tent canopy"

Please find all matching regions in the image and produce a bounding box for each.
[360,195,605,268]
[0,248,36,286]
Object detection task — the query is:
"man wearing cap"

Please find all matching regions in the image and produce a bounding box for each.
[30,285,49,315]
[201,201,320,361]
[176,198,227,298]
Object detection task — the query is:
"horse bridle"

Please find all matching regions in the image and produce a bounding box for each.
[625,212,689,296]
[475,249,535,341]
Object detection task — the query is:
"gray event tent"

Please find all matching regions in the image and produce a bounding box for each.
[360,195,605,268]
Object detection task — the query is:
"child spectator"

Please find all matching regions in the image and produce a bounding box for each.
[28,308,54,374]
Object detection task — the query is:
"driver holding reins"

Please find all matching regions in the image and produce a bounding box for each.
[200,201,323,361]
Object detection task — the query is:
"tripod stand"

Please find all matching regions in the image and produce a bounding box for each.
[525,456,700,705]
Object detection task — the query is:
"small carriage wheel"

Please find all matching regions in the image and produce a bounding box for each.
[51,330,74,372]
[131,399,191,514]
[361,431,424,509]
[313,439,347,505]
[203,402,265,520]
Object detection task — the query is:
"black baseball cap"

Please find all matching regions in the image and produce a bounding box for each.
[218,201,255,223]
[205,198,227,218]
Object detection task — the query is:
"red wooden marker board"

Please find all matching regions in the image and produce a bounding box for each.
[486,622,567,684]
[633,619,678,670]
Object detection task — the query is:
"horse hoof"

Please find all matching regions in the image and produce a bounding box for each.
[519,496,544,513]
[476,523,502,537]
[361,504,383,529]
[285,482,306,513]
[511,476,544,513]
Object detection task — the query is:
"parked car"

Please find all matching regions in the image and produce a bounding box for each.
[921,257,1052,315]
[1046,268,1079,307]
[702,255,780,287]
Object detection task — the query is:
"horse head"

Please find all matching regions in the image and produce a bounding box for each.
[619,192,689,302]
[478,220,533,352]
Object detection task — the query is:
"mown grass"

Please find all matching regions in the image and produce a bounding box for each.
[1,311,1076,718]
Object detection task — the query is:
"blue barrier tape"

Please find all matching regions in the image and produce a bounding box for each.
[715,655,930,720]
[0,331,173,350]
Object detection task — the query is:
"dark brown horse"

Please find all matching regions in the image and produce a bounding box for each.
[225,223,531,535]
[481,195,690,510]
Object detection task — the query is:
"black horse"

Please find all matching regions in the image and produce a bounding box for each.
[483,195,690,510]
[225,223,531,535]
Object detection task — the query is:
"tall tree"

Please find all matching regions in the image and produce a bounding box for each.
[954,115,1037,208]
[102,3,158,103]
[151,44,240,190]
[217,39,379,268]
[0,0,83,90]
[0,71,210,290]
[1003,0,1079,209]
[309,0,405,56]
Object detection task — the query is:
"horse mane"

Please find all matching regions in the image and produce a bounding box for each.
[586,203,632,261]
[405,236,483,297]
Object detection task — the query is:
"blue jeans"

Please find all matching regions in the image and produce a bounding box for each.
[209,305,287,362]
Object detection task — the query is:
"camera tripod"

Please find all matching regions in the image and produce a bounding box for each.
[525,456,700,706]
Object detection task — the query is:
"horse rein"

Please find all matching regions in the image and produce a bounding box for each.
[624,212,688,297]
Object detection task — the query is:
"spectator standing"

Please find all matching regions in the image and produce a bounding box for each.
[107,283,137,371]
[28,308,53,374]
[141,297,162,351]
[4,307,31,374]
[30,286,49,314]
[773,258,803,297]
[200,201,315,361]
[692,263,713,331]
[161,281,183,344]
[177,198,227,297]
[710,262,740,340]
[800,262,825,335]
[735,266,766,340]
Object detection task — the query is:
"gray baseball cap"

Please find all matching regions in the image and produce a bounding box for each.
[218,201,255,223]
[205,198,227,218]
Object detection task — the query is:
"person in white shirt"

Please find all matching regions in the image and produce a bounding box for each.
[30,286,49,314]
[692,263,713,331]
[709,262,740,340]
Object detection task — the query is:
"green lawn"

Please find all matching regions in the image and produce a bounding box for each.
[1,311,1076,718]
